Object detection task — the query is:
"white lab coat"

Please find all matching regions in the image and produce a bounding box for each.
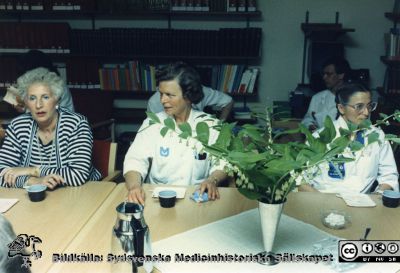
[123,109,223,185]
[310,116,399,194]
[302,89,337,129]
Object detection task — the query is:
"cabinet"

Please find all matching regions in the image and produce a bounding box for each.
[0,0,262,127]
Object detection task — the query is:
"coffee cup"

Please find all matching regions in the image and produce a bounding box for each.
[27,184,47,202]
[382,190,400,208]
[158,190,177,208]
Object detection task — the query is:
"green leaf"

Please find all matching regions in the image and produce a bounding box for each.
[349,141,364,151]
[379,113,388,119]
[299,123,315,145]
[330,156,354,163]
[358,119,372,130]
[160,127,169,137]
[237,188,262,200]
[347,121,358,132]
[266,158,302,172]
[385,134,400,144]
[338,128,352,137]
[178,122,192,137]
[146,111,160,123]
[195,122,210,144]
[318,116,336,144]
[230,137,245,151]
[367,132,380,145]
[178,131,190,139]
[387,138,400,144]
[323,146,346,161]
[331,135,351,149]
[228,151,268,164]
[309,139,326,154]
[164,118,175,130]
[241,125,265,142]
[214,123,233,149]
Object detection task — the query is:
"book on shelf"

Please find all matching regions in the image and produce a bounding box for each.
[227,0,236,12]
[236,68,259,94]
[30,1,44,10]
[201,0,209,11]
[247,0,257,12]
[5,0,12,10]
[237,0,245,12]
[246,68,259,94]
[0,22,70,54]
[186,0,194,11]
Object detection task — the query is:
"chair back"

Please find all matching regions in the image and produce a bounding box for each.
[92,140,117,179]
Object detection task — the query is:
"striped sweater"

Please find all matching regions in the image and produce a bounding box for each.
[0,108,101,188]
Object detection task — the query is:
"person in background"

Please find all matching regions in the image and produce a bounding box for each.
[299,83,399,194]
[147,84,234,121]
[124,62,228,205]
[302,57,351,131]
[0,215,31,273]
[4,49,74,113]
[0,68,100,188]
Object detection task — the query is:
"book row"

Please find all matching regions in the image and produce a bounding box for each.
[0,0,258,12]
[0,0,95,11]
[0,22,70,53]
[70,27,261,57]
[98,62,258,94]
[98,0,258,13]
[0,57,258,95]
[0,22,261,58]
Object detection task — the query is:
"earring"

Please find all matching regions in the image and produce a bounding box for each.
[56,104,59,110]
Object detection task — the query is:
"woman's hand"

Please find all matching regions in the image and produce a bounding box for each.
[38,174,65,190]
[127,184,145,205]
[0,167,39,186]
[199,179,220,201]
[124,171,145,205]
[27,174,65,190]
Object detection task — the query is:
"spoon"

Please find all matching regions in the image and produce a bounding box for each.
[361,227,371,240]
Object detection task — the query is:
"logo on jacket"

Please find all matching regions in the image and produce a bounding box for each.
[160,147,170,157]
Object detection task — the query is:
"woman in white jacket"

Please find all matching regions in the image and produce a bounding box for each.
[124,62,228,204]
[300,83,399,194]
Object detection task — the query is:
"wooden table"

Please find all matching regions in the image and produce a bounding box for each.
[1,182,116,273]
[284,192,400,240]
[5,183,398,273]
[48,184,257,273]
[47,185,400,273]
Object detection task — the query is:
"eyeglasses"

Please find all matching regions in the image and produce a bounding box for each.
[343,102,378,113]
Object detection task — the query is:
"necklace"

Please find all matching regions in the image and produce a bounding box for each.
[36,129,55,167]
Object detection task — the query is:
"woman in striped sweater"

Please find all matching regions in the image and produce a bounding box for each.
[0,68,101,188]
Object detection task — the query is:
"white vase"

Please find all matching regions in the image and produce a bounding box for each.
[258,201,284,253]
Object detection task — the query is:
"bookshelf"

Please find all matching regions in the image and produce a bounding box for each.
[0,0,262,126]
[374,10,400,137]
[381,12,400,96]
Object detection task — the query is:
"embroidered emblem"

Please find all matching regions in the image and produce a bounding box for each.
[328,162,345,179]
[160,147,170,157]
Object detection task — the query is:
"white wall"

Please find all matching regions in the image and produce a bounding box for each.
[256,0,393,108]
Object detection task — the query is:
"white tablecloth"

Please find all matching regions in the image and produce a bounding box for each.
[152,209,399,273]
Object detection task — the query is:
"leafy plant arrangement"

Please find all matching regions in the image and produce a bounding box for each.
[146,109,400,204]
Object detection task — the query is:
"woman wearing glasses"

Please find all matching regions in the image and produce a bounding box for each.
[300,83,399,194]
